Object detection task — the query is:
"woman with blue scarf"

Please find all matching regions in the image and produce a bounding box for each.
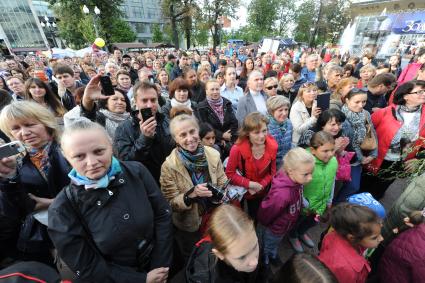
[266,96,293,169]
[160,112,228,267]
[48,120,172,283]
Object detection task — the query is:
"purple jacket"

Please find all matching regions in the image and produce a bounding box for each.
[257,171,302,235]
[378,223,425,283]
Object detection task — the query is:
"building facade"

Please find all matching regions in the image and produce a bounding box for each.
[120,0,165,44]
[349,0,425,56]
[0,0,49,54]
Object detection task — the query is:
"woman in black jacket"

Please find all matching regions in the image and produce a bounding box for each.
[0,101,70,264]
[48,119,173,283]
[196,79,238,158]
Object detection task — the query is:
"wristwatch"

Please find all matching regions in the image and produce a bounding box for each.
[183,193,193,207]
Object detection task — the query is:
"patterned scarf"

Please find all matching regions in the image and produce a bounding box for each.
[207,97,224,124]
[341,104,366,146]
[178,145,210,185]
[268,115,288,133]
[28,141,52,181]
[68,157,122,190]
[99,109,130,139]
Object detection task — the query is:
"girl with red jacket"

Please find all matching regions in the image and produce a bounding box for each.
[226,112,278,219]
[319,203,383,283]
[364,80,425,200]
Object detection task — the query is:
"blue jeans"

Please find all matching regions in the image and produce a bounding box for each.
[335,164,362,203]
[257,224,283,264]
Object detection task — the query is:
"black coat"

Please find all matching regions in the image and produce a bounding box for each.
[113,113,175,183]
[190,83,207,104]
[277,88,297,105]
[0,142,70,217]
[48,161,173,283]
[196,98,238,144]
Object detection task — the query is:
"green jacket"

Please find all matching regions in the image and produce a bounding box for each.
[382,173,425,246]
[303,153,337,215]
[165,62,174,75]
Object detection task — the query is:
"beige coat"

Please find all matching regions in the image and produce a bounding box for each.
[160,146,228,232]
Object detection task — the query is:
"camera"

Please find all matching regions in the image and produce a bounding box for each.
[206,183,227,203]
[206,180,246,204]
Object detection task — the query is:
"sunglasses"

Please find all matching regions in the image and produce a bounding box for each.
[266,85,278,90]
[348,87,368,95]
[301,82,316,88]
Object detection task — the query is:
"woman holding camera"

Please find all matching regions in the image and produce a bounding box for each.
[48,120,172,283]
[80,74,132,139]
[160,112,228,265]
[0,101,70,264]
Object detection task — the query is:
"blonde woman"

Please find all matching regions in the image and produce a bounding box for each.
[330,77,358,110]
[289,83,321,144]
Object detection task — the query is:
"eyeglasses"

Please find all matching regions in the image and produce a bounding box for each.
[266,84,278,90]
[409,89,425,95]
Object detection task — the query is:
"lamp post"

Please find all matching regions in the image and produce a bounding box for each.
[40,16,57,48]
[83,5,101,38]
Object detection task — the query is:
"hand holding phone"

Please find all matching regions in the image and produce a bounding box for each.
[139,108,156,138]
[316,92,330,111]
[0,141,23,178]
[99,76,115,96]
[0,141,25,159]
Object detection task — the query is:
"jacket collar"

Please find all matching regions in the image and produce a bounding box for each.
[237,136,278,160]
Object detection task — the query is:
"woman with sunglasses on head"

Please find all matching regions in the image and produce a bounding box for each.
[289,82,321,144]
[363,80,425,200]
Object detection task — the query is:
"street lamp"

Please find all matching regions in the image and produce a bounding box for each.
[83,5,101,38]
[40,16,57,48]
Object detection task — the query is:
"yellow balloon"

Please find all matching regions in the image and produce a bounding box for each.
[94,38,105,48]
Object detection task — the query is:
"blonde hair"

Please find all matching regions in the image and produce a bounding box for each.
[205,78,220,90]
[266,95,290,114]
[237,112,268,143]
[278,73,295,89]
[61,119,111,149]
[0,101,60,141]
[296,82,318,103]
[331,77,358,101]
[360,65,376,75]
[169,113,199,139]
[283,147,315,172]
[208,204,254,255]
[264,77,278,87]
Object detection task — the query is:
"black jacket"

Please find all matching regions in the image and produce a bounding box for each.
[0,142,70,216]
[48,161,173,283]
[186,241,262,283]
[277,88,297,105]
[190,83,207,104]
[113,112,175,183]
[170,66,183,81]
[196,98,238,144]
[365,91,387,114]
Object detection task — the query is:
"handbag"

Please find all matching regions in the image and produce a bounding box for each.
[360,117,377,151]
[16,213,50,253]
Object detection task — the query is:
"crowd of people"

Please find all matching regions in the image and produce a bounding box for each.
[0,43,424,283]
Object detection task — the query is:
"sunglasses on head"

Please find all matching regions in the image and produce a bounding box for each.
[301,82,316,88]
[348,87,368,95]
[266,84,278,90]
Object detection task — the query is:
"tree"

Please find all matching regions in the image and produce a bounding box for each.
[161,0,192,49]
[48,0,136,49]
[247,0,280,35]
[151,23,164,43]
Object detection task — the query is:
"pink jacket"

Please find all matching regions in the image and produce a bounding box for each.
[398,62,422,84]
[257,171,302,235]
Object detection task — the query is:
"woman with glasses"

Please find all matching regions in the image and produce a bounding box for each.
[263,77,279,97]
[363,80,425,200]
[290,82,321,144]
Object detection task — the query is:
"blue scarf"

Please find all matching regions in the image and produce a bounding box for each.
[178,145,210,185]
[68,157,122,190]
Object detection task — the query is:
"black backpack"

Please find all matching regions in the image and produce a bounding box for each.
[0,261,60,283]
[185,240,217,283]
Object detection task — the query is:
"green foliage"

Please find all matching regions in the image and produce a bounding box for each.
[152,23,164,43]
[293,0,316,44]
[48,0,136,49]
[247,0,280,34]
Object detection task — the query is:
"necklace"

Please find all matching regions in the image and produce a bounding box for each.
[252,145,265,159]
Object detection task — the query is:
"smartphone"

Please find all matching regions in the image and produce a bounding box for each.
[99,76,115,96]
[140,108,153,122]
[0,141,25,159]
[316,92,331,111]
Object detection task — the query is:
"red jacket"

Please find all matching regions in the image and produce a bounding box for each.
[225,136,277,200]
[398,62,422,84]
[319,231,370,283]
[367,105,425,174]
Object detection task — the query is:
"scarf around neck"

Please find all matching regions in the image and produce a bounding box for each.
[171,98,192,110]
[28,141,53,181]
[99,109,130,138]
[177,144,210,185]
[207,97,224,124]
[268,115,288,133]
[68,156,122,190]
[341,104,366,145]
